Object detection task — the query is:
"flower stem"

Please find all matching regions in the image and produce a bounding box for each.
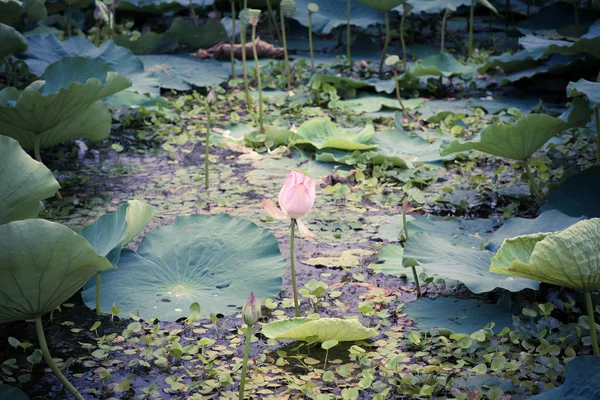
[290,220,300,317]
[96,273,101,315]
[265,0,282,43]
[205,108,211,189]
[441,9,449,55]
[378,11,390,77]
[35,316,84,400]
[251,24,264,134]
[400,11,407,72]
[524,161,543,202]
[585,292,599,356]
[240,8,250,106]
[279,11,291,90]
[308,12,315,71]
[230,0,236,78]
[468,0,475,58]
[324,349,329,370]
[189,0,198,28]
[393,69,405,110]
[346,0,351,62]
[238,326,253,400]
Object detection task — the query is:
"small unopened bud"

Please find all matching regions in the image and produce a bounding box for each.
[206,88,216,105]
[242,292,261,326]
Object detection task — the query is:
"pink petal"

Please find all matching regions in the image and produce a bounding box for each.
[262,199,288,220]
[281,184,313,219]
[296,219,316,238]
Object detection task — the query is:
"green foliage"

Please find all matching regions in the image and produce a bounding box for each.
[0,23,27,59]
[530,356,600,399]
[166,18,228,49]
[261,317,377,342]
[0,219,113,324]
[0,135,59,225]
[290,117,376,150]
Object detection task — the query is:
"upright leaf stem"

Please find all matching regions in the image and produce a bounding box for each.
[189,0,198,28]
[238,326,253,399]
[393,69,405,110]
[441,9,449,55]
[35,316,85,400]
[230,0,236,78]
[379,11,391,77]
[265,0,282,43]
[251,24,264,133]
[290,220,300,317]
[279,11,292,89]
[308,11,315,71]
[205,107,211,189]
[241,1,250,105]
[346,0,351,62]
[400,10,407,72]
[468,0,475,58]
[585,292,599,356]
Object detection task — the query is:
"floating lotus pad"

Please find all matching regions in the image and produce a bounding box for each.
[0,135,60,225]
[261,317,378,342]
[84,214,286,321]
[0,219,113,324]
[290,117,376,151]
[0,57,131,150]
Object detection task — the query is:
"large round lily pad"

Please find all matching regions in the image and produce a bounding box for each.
[83,214,286,321]
[0,219,113,324]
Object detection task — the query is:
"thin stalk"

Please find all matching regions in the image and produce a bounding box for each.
[378,11,391,77]
[324,349,329,370]
[230,1,236,78]
[251,24,264,134]
[524,161,543,202]
[66,7,73,38]
[190,0,199,28]
[240,22,250,104]
[468,0,475,58]
[265,0,282,43]
[441,9,449,55]
[279,11,292,90]
[393,69,405,110]
[238,327,253,399]
[574,2,580,37]
[346,0,351,62]
[95,273,101,315]
[411,266,421,298]
[35,316,85,400]
[400,11,407,72]
[402,209,409,242]
[596,108,600,165]
[308,12,315,71]
[290,220,300,317]
[205,108,211,189]
[585,292,599,356]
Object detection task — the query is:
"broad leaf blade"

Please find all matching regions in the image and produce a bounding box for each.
[261,317,377,342]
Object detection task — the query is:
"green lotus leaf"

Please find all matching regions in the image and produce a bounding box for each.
[310,72,418,95]
[20,36,159,96]
[0,23,27,59]
[261,317,377,342]
[412,53,477,78]
[82,214,286,321]
[490,219,600,291]
[0,219,113,324]
[139,54,231,91]
[495,55,584,86]
[331,95,423,113]
[0,385,29,400]
[167,18,228,49]
[567,79,600,110]
[290,117,376,151]
[0,57,131,150]
[0,0,24,26]
[541,166,600,218]
[356,0,404,12]
[245,125,294,148]
[113,32,178,55]
[403,232,539,293]
[400,0,469,14]
[478,50,537,74]
[441,114,570,160]
[292,0,384,35]
[65,0,92,7]
[0,135,60,225]
[80,200,156,265]
[520,20,600,60]
[530,356,600,399]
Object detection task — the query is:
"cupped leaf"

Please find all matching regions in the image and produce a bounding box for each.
[530,356,600,399]
[441,114,570,160]
[567,79,600,110]
[490,219,600,291]
[20,35,159,96]
[290,117,376,151]
[0,219,113,324]
[356,0,404,12]
[0,135,60,224]
[82,214,286,321]
[79,200,156,265]
[520,20,600,60]
[261,317,377,342]
[403,232,539,293]
[0,23,27,59]
[0,57,131,150]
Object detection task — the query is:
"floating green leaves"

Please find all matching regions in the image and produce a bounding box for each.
[261,317,377,342]
[0,219,113,324]
[290,117,376,151]
[331,95,424,113]
[530,356,600,399]
[0,135,60,225]
[0,57,131,150]
[83,214,286,321]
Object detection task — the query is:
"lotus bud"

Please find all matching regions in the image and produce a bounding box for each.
[242,292,261,326]
[206,88,216,106]
[278,170,316,219]
[280,0,296,18]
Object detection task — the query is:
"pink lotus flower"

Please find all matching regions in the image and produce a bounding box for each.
[262,170,316,238]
